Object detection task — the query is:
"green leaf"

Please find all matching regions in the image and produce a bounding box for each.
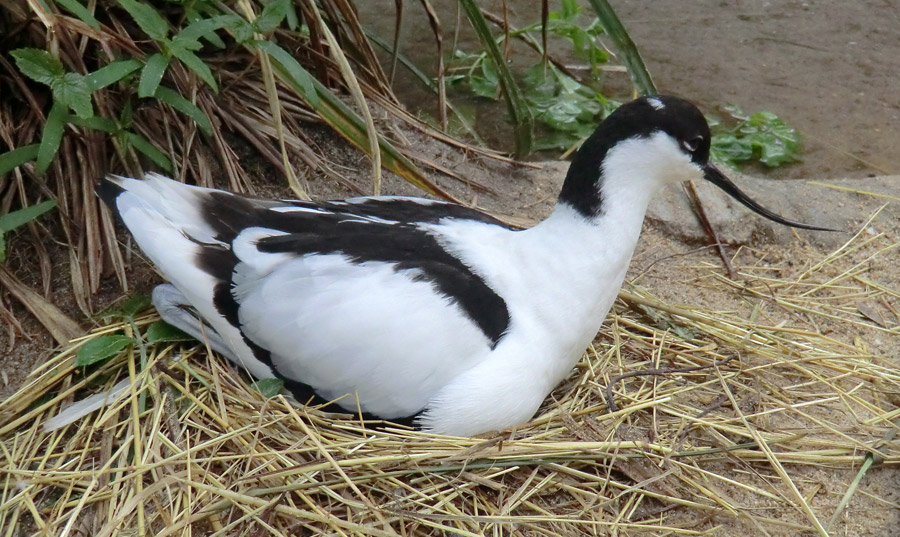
[153,86,212,135]
[55,0,100,29]
[254,0,290,34]
[254,41,317,105]
[185,8,226,48]
[145,321,193,343]
[543,99,584,128]
[560,0,581,19]
[711,108,799,169]
[227,15,255,44]
[481,56,499,83]
[11,48,64,85]
[284,1,299,30]
[711,133,753,166]
[137,53,169,98]
[520,63,611,148]
[36,101,67,175]
[118,0,169,41]
[76,334,134,366]
[118,294,152,318]
[551,23,608,67]
[522,63,555,97]
[757,137,795,167]
[168,48,217,92]
[0,144,39,176]
[0,200,57,232]
[251,378,284,398]
[51,72,93,118]
[174,15,234,48]
[587,0,656,96]
[98,293,151,320]
[125,131,173,171]
[86,59,142,91]
[0,200,56,262]
[556,71,585,93]
[118,97,134,129]
[67,115,118,133]
[750,111,781,127]
[469,75,498,100]
[469,57,500,99]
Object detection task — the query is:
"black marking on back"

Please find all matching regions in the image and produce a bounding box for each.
[257,228,510,346]
[194,191,512,347]
[95,177,126,219]
[315,197,505,226]
[185,189,510,424]
[560,95,712,217]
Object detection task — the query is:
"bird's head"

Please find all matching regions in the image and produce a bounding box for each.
[559,95,834,231]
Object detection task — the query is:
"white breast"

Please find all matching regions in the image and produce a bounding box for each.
[416,204,641,435]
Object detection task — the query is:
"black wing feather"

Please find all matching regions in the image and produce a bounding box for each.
[195,191,512,347]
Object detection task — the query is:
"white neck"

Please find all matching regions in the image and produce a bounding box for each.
[496,135,693,376]
[430,132,699,380]
[591,131,699,228]
[533,133,688,266]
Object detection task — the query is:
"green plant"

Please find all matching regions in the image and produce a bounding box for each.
[9,48,145,173]
[1,0,469,325]
[457,0,535,155]
[0,200,57,262]
[76,294,192,367]
[447,0,618,151]
[0,0,803,330]
[711,105,801,168]
[521,64,619,151]
[5,0,322,176]
[251,378,285,398]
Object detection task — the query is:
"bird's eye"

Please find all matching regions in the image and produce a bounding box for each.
[682,136,704,153]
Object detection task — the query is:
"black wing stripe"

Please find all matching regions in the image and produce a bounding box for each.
[195,191,511,347]
[257,231,510,347]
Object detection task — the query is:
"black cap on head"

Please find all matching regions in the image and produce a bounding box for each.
[559,95,837,231]
[560,95,713,217]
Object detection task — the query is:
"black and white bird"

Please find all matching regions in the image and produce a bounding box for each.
[98,95,829,436]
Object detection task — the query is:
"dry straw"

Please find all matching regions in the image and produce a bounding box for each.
[1,221,898,536]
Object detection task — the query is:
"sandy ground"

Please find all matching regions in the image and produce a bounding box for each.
[2,1,898,535]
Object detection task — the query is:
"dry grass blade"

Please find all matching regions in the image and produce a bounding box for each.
[713,367,829,537]
[306,0,382,195]
[806,181,900,203]
[0,265,82,345]
[419,0,448,131]
[389,0,403,83]
[2,224,897,535]
[237,0,309,201]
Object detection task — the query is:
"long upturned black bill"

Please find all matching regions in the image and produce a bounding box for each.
[702,165,838,232]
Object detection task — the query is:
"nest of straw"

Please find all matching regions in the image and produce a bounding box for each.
[2,218,898,537]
